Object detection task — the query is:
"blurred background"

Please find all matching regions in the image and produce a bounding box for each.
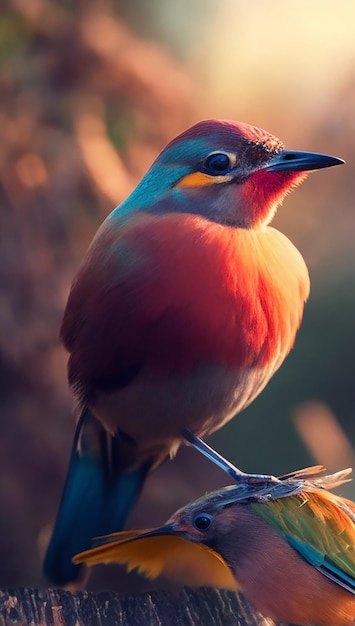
[1,0,355,591]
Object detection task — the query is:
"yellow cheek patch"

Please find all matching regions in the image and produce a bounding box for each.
[176,171,231,188]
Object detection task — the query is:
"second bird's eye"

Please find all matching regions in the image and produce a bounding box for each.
[204,152,232,174]
[192,513,213,531]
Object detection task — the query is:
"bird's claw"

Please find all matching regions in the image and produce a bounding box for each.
[182,429,280,485]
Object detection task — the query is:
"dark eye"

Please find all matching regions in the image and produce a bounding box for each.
[192,513,213,531]
[204,152,232,174]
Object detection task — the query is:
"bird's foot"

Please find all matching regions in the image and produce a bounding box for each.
[182,429,280,484]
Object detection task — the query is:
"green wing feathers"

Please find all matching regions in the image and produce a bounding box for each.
[251,487,355,592]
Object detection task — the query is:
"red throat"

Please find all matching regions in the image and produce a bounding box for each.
[241,169,308,227]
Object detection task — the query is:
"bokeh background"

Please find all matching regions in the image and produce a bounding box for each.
[1,0,355,591]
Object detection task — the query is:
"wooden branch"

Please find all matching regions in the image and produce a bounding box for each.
[0,587,284,626]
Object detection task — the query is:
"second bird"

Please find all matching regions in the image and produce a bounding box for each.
[44,119,343,585]
[75,466,355,626]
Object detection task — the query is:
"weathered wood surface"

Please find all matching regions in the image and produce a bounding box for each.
[0,587,283,626]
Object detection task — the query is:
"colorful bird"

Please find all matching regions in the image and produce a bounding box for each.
[43,120,343,585]
[75,467,355,626]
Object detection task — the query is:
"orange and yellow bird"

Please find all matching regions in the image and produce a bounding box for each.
[75,467,355,626]
[43,120,343,585]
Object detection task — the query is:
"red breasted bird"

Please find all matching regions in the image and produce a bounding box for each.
[43,120,343,585]
[75,467,355,626]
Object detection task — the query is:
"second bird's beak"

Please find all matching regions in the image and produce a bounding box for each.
[265,149,345,172]
[131,523,178,540]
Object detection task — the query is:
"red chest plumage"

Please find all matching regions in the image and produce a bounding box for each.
[62,212,309,391]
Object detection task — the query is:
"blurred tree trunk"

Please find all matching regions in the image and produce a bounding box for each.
[0,586,282,626]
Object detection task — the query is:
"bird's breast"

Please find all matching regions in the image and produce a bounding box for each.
[63,211,309,401]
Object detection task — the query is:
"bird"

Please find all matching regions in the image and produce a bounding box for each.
[74,466,355,626]
[43,119,344,586]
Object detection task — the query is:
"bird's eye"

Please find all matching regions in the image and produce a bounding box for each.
[192,513,213,531]
[204,152,233,174]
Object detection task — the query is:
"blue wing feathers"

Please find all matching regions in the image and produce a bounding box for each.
[286,535,355,595]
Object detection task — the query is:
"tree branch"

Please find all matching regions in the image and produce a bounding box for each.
[0,587,284,626]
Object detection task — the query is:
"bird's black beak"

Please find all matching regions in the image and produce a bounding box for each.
[265,149,345,173]
[138,523,178,538]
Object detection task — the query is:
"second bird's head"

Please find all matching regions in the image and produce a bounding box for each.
[117,119,343,229]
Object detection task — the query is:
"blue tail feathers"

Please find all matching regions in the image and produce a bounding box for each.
[43,409,151,585]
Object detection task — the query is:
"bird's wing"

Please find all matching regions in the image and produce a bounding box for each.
[74,531,237,590]
[251,488,355,594]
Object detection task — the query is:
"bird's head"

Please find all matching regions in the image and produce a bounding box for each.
[73,491,239,590]
[118,119,343,228]
[72,485,254,591]
[165,484,258,566]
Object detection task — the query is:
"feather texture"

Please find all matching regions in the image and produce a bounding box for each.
[63,211,309,399]
[252,486,355,592]
[74,532,237,590]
